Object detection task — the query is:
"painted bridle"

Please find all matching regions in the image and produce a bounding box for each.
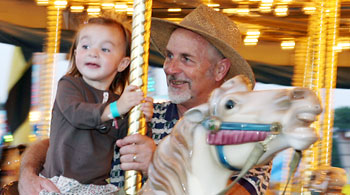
[202,117,282,171]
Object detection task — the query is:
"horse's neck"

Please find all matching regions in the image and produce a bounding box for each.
[189,125,233,195]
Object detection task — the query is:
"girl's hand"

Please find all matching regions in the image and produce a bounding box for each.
[117,85,144,115]
[141,97,154,122]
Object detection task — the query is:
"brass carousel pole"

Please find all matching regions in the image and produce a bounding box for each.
[124,0,153,194]
[40,0,65,138]
[321,0,340,167]
[292,0,340,193]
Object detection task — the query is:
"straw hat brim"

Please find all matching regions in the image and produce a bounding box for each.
[150,17,255,87]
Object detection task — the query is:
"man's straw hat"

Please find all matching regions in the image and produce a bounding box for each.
[151,4,255,86]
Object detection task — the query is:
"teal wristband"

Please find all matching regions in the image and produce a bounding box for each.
[110,101,120,118]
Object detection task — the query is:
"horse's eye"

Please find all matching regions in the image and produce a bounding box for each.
[225,100,235,109]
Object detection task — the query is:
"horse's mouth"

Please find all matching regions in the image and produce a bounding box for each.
[207,130,269,145]
[297,112,318,123]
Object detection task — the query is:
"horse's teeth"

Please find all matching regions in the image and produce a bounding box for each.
[297,113,316,122]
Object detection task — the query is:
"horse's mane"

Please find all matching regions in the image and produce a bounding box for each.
[146,117,197,194]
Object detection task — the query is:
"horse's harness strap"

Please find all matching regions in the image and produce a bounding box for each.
[201,117,282,134]
[216,145,241,171]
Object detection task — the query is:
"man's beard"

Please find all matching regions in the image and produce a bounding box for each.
[168,86,192,104]
[167,75,192,104]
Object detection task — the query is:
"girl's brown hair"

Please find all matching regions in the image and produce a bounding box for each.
[67,16,131,94]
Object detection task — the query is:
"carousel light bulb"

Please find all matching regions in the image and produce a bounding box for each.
[87,6,101,15]
[126,7,134,15]
[115,3,127,12]
[168,8,182,12]
[274,5,288,17]
[70,6,84,13]
[102,3,115,10]
[54,0,67,9]
[36,0,49,6]
[222,8,238,14]
[207,3,220,7]
[281,40,295,49]
[303,6,316,15]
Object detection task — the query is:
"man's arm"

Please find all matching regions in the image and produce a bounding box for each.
[18,139,60,194]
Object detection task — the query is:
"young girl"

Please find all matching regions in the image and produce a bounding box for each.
[39,17,153,194]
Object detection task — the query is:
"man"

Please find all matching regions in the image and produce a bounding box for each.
[19,5,270,195]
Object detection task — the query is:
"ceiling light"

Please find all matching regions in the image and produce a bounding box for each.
[207,4,220,7]
[70,6,84,13]
[281,40,295,50]
[115,3,127,12]
[54,0,67,8]
[87,6,100,15]
[222,8,238,14]
[246,30,260,36]
[338,41,350,50]
[126,7,133,15]
[244,38,258,45]
[36,0,49,6]
[168,8,182,12]
[102,3,115,9]
[303,6,316,15]
[274,5,288,16]
[259,6,272,13]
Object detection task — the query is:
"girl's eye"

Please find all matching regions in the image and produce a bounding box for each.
[102,48,111,53]
[82,45,89,49]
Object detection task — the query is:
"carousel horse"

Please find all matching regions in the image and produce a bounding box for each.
[140,75,322,195]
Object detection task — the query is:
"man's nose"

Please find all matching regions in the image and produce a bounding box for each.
[164,59,181,74]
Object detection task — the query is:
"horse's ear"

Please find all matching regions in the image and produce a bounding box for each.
[209,75,252,111]
[222,75,253,91]
[184,104,209,123]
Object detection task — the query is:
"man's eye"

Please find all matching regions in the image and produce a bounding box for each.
[102,48,110,52]
[166,52,173,59]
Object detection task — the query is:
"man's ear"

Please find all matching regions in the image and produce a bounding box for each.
[215,58,231,81]
[117,57,131,72]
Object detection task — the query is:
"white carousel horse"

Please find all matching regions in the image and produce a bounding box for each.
[140,75,322,195]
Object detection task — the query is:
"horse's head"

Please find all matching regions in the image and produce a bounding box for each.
[186,75,322,170]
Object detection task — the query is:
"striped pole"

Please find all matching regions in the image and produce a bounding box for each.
[124,0,153,194]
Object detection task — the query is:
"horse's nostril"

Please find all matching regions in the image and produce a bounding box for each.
[314,105,322,113]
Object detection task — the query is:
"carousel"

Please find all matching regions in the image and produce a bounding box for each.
[0,0,350,194]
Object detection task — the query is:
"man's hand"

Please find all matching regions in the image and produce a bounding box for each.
[116,134,156,176]
[18,139,60,194]
[18,170,60,195]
